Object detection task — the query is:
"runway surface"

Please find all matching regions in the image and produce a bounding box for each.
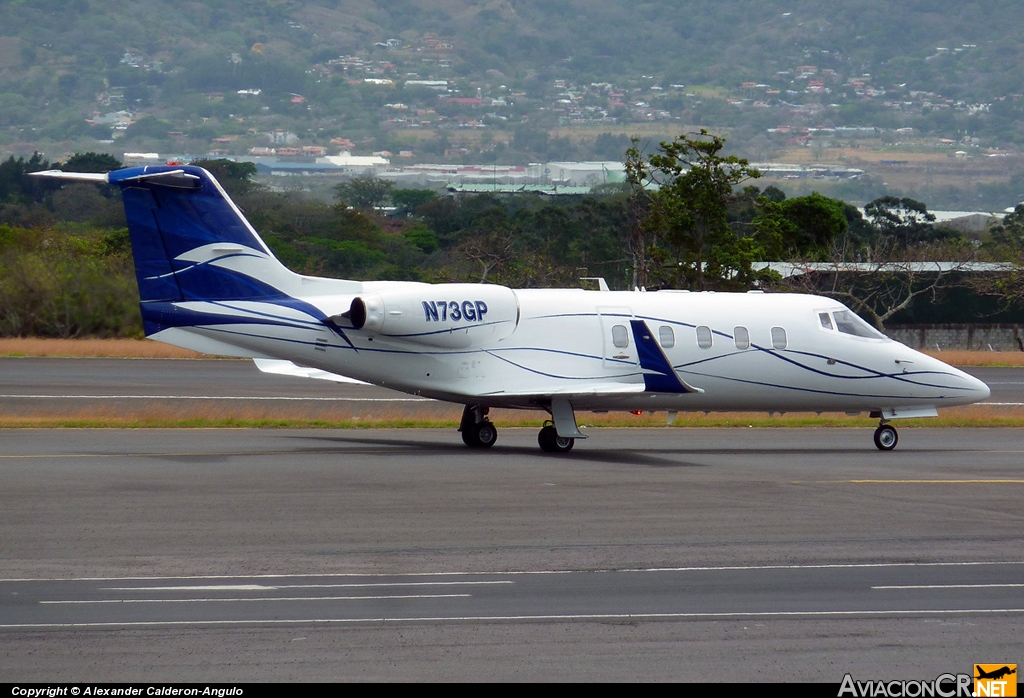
[1,425,1022,681]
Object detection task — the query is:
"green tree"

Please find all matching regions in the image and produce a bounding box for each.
[62,152,123,173]
[334,174,394,212]
[123,116,174,141]
[863,196,960,248]
[988,204,1024,250]
[625,130,772,290]
[0,154,58,208]
[191,158,258,197]
[391,188,437,217]
[754,192,848,260]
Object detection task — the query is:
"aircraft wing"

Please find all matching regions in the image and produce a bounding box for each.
[253,359,369,385]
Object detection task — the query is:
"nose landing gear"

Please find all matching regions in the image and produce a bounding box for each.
[873,422,898,451]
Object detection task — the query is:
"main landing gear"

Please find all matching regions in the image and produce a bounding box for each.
[538,422,574,453]
[873,422,898,451]
[459,400,584,453]
[460,405,497,448]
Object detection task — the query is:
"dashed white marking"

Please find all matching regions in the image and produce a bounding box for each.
[101,581,512,592]
[873,583,1024,590]
[42,594,471,604]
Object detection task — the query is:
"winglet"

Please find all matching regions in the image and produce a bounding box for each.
[630,320,704,394]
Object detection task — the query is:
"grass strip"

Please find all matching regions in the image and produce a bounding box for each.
[1,406,1020,429]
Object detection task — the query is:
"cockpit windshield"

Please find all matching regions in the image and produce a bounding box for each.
[832,310,887,340]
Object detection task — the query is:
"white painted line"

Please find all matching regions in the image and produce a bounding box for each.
[102,581,513,592]
[873,584,1024,590]
[4,607,1024,629]
[4,561,1024,583]
[0,394,430,402]
[42,594,472,604]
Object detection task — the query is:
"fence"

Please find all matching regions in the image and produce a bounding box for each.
[886,324,1024,352]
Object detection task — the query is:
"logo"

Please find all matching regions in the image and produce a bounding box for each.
[975,665,1017,697]
[838,673,972,697]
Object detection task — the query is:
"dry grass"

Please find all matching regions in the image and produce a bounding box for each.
[0,338,207,359]
[919,350,1024,366]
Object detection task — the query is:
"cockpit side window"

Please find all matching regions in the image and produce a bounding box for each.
[819,312,834,330]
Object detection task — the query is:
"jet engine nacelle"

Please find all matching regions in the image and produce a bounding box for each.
[348,283,519,348]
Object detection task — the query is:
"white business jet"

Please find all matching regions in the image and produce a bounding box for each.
[34,166,990,451]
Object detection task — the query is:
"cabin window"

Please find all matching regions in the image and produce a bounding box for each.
[611,324,629,348]
[833,310,885,339]
[819,312,834,330]
[659,326,675,349]
[696,325,713,349]
[771,326,788,350]
[734,326,750,349]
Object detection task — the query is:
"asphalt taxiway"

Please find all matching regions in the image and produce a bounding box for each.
[1,425,1022,681]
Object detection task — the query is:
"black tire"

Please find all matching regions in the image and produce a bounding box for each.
[873,424,898,451]
[463,421,497,449]
[538,425,574,453]
[474,421,497,448]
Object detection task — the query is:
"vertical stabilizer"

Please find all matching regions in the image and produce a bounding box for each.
[107,165,293,303]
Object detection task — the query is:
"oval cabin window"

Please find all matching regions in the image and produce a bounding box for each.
[659,326,675,348]
[696,325,713,349]
[771,326,788,350]
[734,326,749,350]
[611,324,629,348]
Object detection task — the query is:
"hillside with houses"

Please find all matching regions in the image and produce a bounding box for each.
[1,1,1024,207]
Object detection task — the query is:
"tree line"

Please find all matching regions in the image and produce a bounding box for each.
[1,142,1022,339]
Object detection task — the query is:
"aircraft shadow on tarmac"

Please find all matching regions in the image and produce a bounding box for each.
[287,431,937,462]
[291,433,712,468]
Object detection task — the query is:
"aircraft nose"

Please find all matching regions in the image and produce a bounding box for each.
[953,368,991,403]
[970,374,991,402]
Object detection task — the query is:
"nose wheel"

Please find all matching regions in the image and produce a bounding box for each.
[873,423,898,451]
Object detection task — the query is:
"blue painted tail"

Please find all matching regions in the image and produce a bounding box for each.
[108,165,291,303]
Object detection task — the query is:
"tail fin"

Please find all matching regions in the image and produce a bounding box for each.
[107,165,294,302]
[32,165,362,348]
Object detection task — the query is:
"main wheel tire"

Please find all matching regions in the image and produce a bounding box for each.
[463,421,497,448]
[473,421,497,448]
[873,424,898,451]
[538,425,574,453]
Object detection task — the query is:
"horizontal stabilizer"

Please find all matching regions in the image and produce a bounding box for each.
[253,359,368,385]
[29,170,109,182]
